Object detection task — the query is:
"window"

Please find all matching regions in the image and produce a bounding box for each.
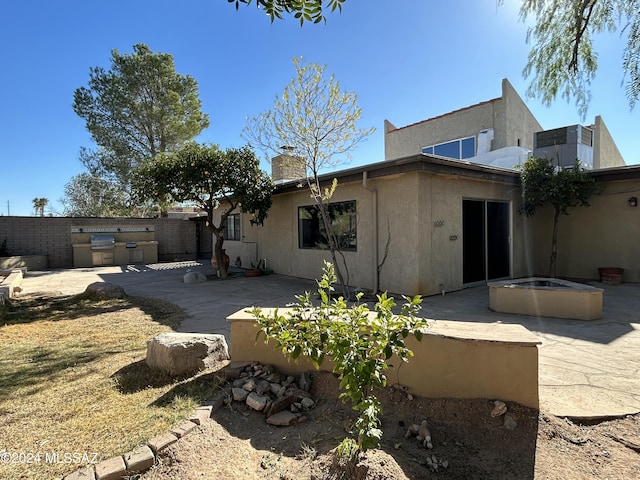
[422,136,476,160]
[223,213,240,241]
[298,201,357,251]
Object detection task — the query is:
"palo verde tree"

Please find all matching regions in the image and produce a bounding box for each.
[244,57,374,298]
[506,0,640,117]
[70,43,210,216]
[519,156,603,278]
[135,142,274,279]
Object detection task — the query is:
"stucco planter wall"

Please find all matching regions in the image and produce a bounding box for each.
[227,308,541,409]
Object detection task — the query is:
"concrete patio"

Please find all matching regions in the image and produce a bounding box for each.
[16,260,640,420]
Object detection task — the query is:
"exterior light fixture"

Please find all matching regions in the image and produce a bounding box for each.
[629,197,638,207]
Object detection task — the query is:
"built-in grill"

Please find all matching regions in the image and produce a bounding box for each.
[90,235,115,250]
[72,227,158,268]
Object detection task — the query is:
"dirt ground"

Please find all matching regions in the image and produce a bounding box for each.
[142,370,640,480]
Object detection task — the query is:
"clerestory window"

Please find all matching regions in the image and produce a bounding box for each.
[422,136,476,160]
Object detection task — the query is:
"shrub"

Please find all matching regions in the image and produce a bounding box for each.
[251,261,428,452]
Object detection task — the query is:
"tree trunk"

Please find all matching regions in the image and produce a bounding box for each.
[213,231,229,280]
[317,200,350,299]
[549,207,561,278]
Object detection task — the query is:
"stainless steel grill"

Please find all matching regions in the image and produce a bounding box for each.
[90,235,115,250]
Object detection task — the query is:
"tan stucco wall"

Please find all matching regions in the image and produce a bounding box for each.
[385,101,497,160]
[217,169,526,297]
[227,309,540,409]
[593,116,626,168]
[529,178,640,282]
[501,78,543,151]
[384,79,542,161]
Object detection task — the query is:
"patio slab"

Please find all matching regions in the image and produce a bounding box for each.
[16,262,640,420]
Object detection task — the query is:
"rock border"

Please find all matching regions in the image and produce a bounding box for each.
[62,376,232,480]
[63,360,313,480]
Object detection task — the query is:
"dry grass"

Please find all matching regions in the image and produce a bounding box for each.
[0,293,225,480]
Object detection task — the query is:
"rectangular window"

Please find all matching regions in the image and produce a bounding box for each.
[422,136,476,160]
[298,200,357,251]
[223,213,240,241]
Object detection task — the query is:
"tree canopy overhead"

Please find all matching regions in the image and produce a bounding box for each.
[69,43,209,216]
[513,0,640,116]
[229,0,346,24]
[234,1,639,116]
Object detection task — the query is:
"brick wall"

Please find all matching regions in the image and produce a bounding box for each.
[0,217,198,268]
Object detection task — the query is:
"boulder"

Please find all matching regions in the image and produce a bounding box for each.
[83,282,127,299]
[183,271,207,283]
[146,332,229,377]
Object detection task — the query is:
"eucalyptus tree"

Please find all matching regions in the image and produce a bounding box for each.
[135,142,274,279]
[244,57,374,298]
[70,43,209,216]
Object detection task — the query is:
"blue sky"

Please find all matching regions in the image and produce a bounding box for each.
[1,0,636,216]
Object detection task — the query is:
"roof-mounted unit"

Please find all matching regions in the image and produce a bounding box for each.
[533,125,594,169]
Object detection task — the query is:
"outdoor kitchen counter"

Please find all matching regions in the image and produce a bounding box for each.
[72,241,158,267]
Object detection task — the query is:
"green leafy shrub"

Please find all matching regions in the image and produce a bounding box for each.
[251,261,428,452]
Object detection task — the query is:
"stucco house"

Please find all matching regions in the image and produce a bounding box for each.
[217,79,638,296]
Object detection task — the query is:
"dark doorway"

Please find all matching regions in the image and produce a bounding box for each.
[463,200,510,284]
[194,219,213,260]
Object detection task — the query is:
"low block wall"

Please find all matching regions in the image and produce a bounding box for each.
[0,269,23,304]
[227,309,541,409]
[0,255,48,271]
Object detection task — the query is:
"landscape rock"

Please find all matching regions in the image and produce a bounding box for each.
[242,378,256,391]
[491,400,507,417]
[266,410,298,426]
[270,383,286,397]
[300,397,315,410]
[256,380,271,395]
[183,271,207,283]
[223,363,320,428]
[146,332,229,377]
[504,414,518,430]
[246,392,268,411]
[264,393,296,417]
[83,282,127,299]
[299,372,312,392]
[232,387,249,401]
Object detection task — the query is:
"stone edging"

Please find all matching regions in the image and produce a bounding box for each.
[62,391,229,480]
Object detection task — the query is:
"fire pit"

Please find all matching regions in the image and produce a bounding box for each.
[488,277,603,320]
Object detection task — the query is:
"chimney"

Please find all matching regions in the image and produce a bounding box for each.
[271,146,306,184]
